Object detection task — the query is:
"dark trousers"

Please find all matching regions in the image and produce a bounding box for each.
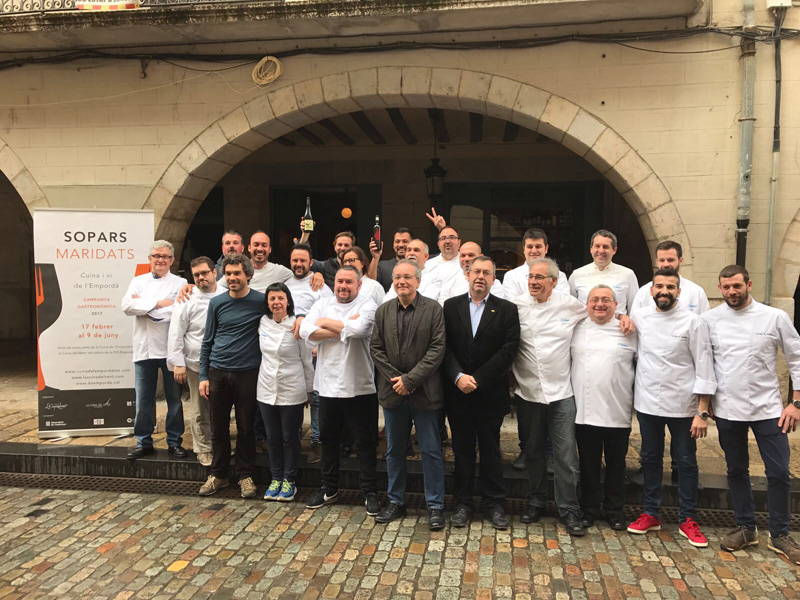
[717,416,791,537]
[575,424,630,520]
[259,402,304,483]
[447,398,506,511]
[637,411,697,521]
[253,404,267,442]
[319,394,378,495]
[208,367,258,480]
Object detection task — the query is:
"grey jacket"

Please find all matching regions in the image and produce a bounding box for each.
[370,293,445,410]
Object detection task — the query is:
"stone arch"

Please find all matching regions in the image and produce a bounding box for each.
[144,67,691,270]
[775,214,800,300]
[0,135,50,213]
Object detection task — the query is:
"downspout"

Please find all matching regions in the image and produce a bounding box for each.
[765,7,787,305]
[736,0,757,267]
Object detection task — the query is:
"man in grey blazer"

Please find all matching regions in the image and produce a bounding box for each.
[370,259,447,530]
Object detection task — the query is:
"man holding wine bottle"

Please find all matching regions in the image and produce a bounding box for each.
[368,226,414,292]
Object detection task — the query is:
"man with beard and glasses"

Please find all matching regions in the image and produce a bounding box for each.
[424,227,463,284]
[214,230,245,281]
[369,227,414,292]
[627,269,716,548]
[167,256,226,467]
[300,266,380,515]
[198,254,264,500]
[703,265,800,563]
[284,243,333,464]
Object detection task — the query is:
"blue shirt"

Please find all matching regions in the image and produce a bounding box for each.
[468,293,488,337]
[199,289,265,381]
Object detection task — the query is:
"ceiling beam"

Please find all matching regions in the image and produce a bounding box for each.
[469,112,483,143]
[503,122,521,143]
[317,118,355,145]
[295,126,325,146]
[428,108,450,144]
[275,136,295,147]
[386,108,417,145]
[350,111,386,144]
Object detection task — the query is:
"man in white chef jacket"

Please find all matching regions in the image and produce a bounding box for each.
[122,240,188,460]
[167,256,226,467]
[627,268,716,548]
[703,265,800,564]
[511,257,595,537]
[571,284,636,531]
[299,266,380,515]
[382,239,443,304]
[568,229,639,314]
[285,242,333,464]
[502,228,569,300]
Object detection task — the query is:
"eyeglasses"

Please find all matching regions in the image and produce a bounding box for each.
[588,298,615,305]
[438,235,460,242]
[150,254,172,260]
[342,258,361,265]
[392,274,417,281]
[470,269,494,277]
[527,274,551,281]
[193,270,213,278]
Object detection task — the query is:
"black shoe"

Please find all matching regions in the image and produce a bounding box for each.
[364,493,381,516]
[607,515,626,531]
[581,516,595,528]
[168,445,189,459]
[375,503,406,524]
[306,487,338,509]
[428,509,445,531]
[521,504,544,524]
[451,505,472,528]
[512,452,526,471]
[127,446,154,460]
[563,514,586,537]
[487,507,509,530]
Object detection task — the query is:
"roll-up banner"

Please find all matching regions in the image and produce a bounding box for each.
[34,209,154,438]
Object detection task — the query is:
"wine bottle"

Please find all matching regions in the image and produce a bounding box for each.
[373,215,382,252]
[303,197,314,232]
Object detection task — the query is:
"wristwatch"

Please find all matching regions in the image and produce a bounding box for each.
[697,411,710,420]
[792,400,800,410]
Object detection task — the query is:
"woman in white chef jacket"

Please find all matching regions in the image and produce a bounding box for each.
[258,282,314,502]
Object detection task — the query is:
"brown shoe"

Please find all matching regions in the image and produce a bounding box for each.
[197,452,212,467]
[199,475,228,496]
[239,477,257,499]
[256,440,269,454]
[720,526,758,552]
[307,443,321,465]
[768,534,800,565]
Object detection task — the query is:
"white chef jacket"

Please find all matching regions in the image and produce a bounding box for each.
[360,276,386,306]
[511,292,587,404]
[569,261,639,314]
[284,273,333,316]
[632,308,717,418]
[630,276,710,316]
[439,272,505,306]
[382,266,443,304]
[257,315,314,406]
[502,263,569,300]
[122,271,187,362]
[167,286,226,372]
[299,293,377,398]
[702,300,800,421]
[571,318,636,427]
[219,262,292,293]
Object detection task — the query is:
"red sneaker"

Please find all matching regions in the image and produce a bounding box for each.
[679,518,708,548]
[627,513,661,534]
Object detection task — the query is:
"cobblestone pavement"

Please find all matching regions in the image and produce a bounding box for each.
[1,483,799,600]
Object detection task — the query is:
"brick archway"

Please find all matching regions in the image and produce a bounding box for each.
[0,135,50,212]
[144,67,691,271]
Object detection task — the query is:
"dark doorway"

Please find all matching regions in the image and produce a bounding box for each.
[180,188,224,276]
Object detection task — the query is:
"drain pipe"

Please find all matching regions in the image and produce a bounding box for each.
[736,0,757,267]
[765,7,787,305]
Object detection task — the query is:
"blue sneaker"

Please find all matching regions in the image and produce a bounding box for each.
[277,480,296,502]
[263,480,281,501]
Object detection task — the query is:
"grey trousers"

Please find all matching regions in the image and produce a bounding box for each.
[187,368,212,454]
[517,395,581,518]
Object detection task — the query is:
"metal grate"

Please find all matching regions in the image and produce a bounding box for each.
[1,472,796,530]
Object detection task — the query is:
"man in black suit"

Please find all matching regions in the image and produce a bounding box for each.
[442,255,520,529]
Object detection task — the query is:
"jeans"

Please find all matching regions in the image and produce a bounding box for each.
[575,424,630,520]
[517,396,580,518]
[319,394,378,495]
[309,391,320,444]
[716,416,791,537]
[253,403,267,443]
[208,367,258,480]
[383,403,445,510]
[447,397,506,511]
[637,411,697,521]
[259,402,304,482]
[134,358,184,449]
